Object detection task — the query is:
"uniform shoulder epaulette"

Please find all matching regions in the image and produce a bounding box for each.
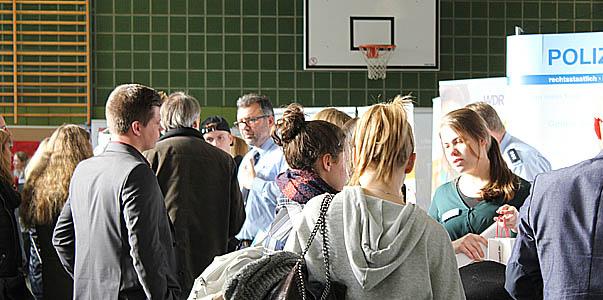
[507,148,522,163]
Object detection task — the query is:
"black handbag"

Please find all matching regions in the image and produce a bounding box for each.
[268,193,346,300]
[223,194,346,300]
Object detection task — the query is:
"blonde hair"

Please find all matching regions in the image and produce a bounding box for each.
[342,117,358,180]
[24,138,49,180]
[349,95,415,185]
[231,135,249,158]
[440,108,518,201]
[0,130,12,186]
[21,125,93,227]
[312,108,352,128]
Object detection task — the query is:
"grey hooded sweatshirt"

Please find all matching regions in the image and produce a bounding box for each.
[285,186,465,300]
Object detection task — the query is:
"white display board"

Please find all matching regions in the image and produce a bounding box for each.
[431,32,603,198]
[506,32,603,169]
[304,0,439,70]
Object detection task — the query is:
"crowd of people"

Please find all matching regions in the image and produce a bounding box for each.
[0,82,602,299]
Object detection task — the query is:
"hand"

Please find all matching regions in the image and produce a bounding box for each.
[239,157,256,189]
[495,204,519,233]
[212,293,224,300]
[452,233,488,261]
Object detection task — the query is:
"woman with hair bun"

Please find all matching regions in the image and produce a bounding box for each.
[263,103,347,250]
[285,96,464,299]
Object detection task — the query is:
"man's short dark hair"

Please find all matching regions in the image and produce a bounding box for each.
[200,115,231,134]
[105,84,163,135]
[465,101,505,133]
[236,93,274,116]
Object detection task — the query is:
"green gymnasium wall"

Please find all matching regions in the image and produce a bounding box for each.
[6,0,603,125]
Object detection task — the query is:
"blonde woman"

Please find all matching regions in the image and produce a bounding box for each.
[285,96,464,299]
[230,135,248,162]
[312,107,352,128]
[21,124,93,299]
[21,137,49,299]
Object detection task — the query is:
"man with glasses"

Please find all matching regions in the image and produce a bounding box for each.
[234,93,287,248]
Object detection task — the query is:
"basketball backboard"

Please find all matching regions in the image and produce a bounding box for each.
[304,0,439,71]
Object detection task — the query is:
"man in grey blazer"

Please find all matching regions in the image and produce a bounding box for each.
[53,84,180,299]
[505,120,603,299]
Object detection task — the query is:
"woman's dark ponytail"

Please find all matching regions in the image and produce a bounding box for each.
[272,103,345,171]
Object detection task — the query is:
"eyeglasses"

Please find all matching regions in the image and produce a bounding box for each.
[234,115,269,127]
[595,117,602,140]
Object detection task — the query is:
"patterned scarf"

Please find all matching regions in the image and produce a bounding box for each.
[276,169,338,204]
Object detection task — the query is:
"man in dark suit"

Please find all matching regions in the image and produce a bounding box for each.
[144,92,244,297]
[53,84,180,299]
[505,118,603,299]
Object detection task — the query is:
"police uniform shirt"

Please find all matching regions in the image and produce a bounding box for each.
[499,133,552,182]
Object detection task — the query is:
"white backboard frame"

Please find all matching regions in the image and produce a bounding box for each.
[304,0,439,71]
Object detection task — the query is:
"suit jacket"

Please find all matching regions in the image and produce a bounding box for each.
[144,127,244,298]
[506,150,603,299]
[53,142,180,299]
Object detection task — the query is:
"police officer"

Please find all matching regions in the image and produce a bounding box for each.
[466,102,552,182]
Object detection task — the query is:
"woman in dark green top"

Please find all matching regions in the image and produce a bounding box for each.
[429,108,531,261]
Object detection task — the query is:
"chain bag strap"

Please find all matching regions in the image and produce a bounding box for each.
[294,193,335,300]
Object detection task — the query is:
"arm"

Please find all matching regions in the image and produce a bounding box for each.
[504,191,543,299]
[283,200,317,254]
[250,177,282,205]
[52,197,75,277]
[283,218,304,254]
[512,152,552,182]
[429,223,466,300]
[451,233,488,261]
[122,164,178,299]
[249,153,288,206]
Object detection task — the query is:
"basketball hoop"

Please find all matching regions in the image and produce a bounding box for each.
[359,44,396,80]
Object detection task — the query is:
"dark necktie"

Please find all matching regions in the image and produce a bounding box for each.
[241,150,261,203]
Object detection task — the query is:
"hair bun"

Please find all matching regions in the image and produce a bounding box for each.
[273,103,305,146]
